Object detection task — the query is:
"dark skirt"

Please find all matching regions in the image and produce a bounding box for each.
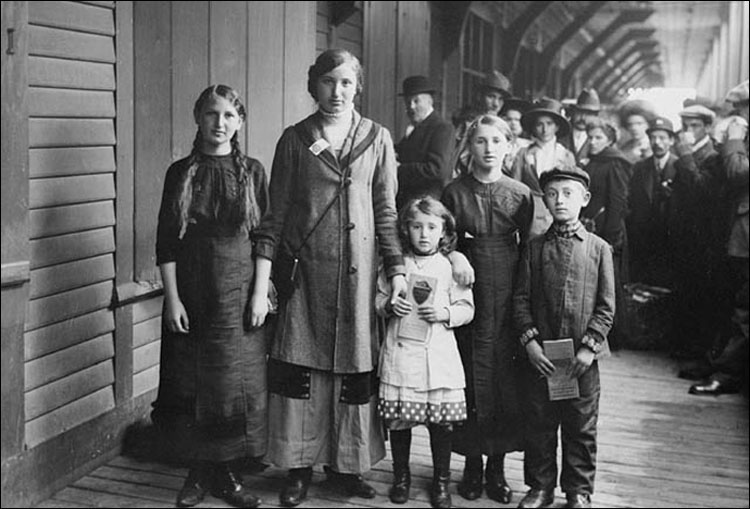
[152,231,269,463]
[453,236,524,456]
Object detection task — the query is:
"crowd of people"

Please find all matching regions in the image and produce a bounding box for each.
[151,47,748,509]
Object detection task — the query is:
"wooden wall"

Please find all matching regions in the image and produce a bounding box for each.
[24,0,118,450]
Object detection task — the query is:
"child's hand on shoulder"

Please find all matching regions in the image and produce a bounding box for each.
[389,295,413,317]
[417,305,449,323]
[569,347,595,378]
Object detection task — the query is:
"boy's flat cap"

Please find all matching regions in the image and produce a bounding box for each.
[539,165,590,190]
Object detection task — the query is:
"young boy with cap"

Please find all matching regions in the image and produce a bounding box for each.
[513,165,615,509]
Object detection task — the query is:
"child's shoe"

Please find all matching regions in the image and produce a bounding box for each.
[389,464,411,504]
[485,454,512,504]
[457,455,483,500]
[176,465,209,507]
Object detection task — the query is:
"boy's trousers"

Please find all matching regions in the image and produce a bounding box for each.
[521,361,600,495]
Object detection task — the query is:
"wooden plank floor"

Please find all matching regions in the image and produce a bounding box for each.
[36,350,749,508]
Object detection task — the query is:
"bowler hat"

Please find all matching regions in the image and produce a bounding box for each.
[646,116,676,137]
[571,88,601,113]
[499,97,532,116]
[480,71,512,97]
[399,76,437,97]
[679,104,716,125]
[725,80,749,105]
[522,97,571,139]
[539,164,590,190]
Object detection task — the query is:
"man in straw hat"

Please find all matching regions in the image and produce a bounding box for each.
[395,75,454,209]
[509,98,575,238]
[688,79,748,396]
[563,88,601,164]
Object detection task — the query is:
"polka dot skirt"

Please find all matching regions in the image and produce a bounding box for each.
[378,383,467,424]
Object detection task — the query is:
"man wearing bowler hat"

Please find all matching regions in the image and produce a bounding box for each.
[626,116,678,287]
[563,88,601,164]
[395,75,455,209]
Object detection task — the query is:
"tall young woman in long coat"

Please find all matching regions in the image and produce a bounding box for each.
[251,49,407,507]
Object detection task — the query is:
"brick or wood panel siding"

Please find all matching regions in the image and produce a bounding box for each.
[130,296,163,396]
[23,1,118,451]
[364,1,398,135]
[246,2,285,171]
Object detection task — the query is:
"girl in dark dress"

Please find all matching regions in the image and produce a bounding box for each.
[442,115,534,504]
[153,84,270,508]
[581,118,633,350]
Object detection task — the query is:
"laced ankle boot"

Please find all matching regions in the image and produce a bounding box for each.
[211,461,261,508]
[486,454,513,504]
[389,429,412,504]
[428,423,453,509]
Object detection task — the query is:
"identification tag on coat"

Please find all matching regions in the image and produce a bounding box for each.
[309,138,330,156]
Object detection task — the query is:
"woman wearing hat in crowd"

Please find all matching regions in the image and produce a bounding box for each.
[563,88,602,165]
[476,71,513,117]
[500,97,532,175]
[509,98,576,238]
[617,99,657,164]
[580,117,633,351]
[395,75,455,210]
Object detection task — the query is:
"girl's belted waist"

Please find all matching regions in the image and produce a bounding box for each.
[184,223,251,238]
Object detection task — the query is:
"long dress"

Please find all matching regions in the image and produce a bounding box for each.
[152,153,270,463]
[442,173,534,456]
[253,110,405,474]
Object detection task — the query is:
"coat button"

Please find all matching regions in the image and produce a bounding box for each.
[344,177,353,187]
[398,342,403,347]
[345,222,355,231]
[348,265,357,274]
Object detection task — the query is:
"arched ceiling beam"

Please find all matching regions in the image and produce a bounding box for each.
[561,8,653,95]
[600,53,658,96]
[501,1,554,73]
[591,40,658,90]
[535,1,609,90]
[603,59,658,98]
[570,27,655,93]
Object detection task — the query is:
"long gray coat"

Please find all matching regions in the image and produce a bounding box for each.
[254,111,404,373]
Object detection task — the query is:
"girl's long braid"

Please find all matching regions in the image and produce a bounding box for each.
[175,130,203,239]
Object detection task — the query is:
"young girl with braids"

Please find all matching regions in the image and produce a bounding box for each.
[153,84,269,509]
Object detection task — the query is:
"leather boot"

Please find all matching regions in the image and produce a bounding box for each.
[211,462,261,508]
[485,453,513,504]
[389,429,412,504]
[176,462,210,507]
[428,423,453,509]
[457,455,483,500]
[280,467,313,507]
[323,466,376,498]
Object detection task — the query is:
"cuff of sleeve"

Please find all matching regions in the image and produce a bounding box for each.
[385,263,406,279]
[254,240,276,261]
[519,327,540,347]
[581,334,603,353]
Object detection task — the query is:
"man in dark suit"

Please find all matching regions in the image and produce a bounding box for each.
[563,88,601,165]
[627,116,678,287]
[395,75,454,209]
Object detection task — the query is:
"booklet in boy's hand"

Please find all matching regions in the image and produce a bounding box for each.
[543,338,580,400]
[397,274,438,342]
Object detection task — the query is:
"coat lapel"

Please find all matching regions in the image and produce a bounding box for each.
[297,115,341,174]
